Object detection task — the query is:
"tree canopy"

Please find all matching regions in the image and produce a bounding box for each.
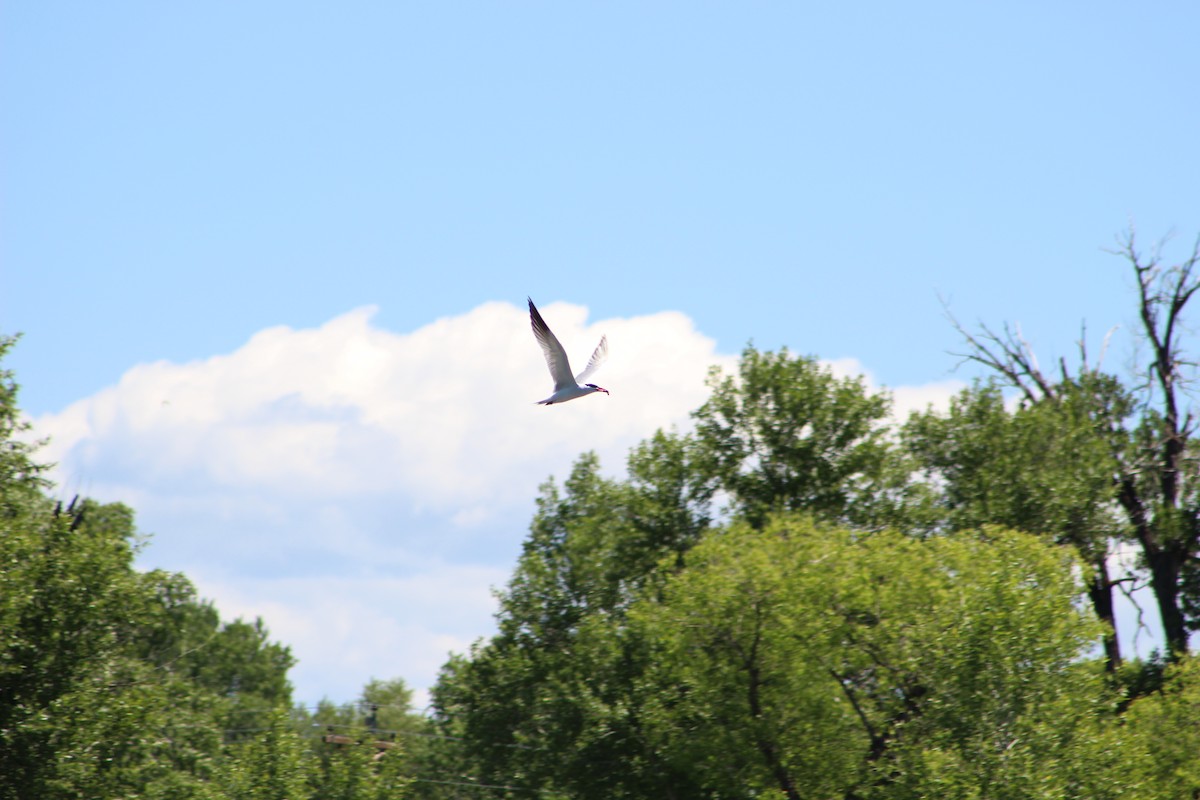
[7,231,1200,798]
[0,334,420,799]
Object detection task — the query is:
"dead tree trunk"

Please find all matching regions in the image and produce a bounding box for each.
[949,229,1200,660]
[1119,230,1200,656]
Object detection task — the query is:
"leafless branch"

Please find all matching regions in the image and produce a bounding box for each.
[941,296,1054,403]
[1116,573,1153,654]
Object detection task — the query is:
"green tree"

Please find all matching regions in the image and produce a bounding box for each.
[620,429,715,576]
[0,338,300,799]
[904,376,1131,669]
[1,506,202,796]
[432,450,709,798]
[126,568,296,743]
[432,346,936,797]
[0,496,153,798]
[1121,655,1200,797]
[634,516,1121,800]
[295,676,426,796]
[220,709,310,800]
[692,346,907,528]
[306,718,412,800]
[950,231,1200,656]
[0,334,49,517]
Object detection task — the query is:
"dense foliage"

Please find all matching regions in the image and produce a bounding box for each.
[432,236,1200,800]
[428,340,1200,798]
[6,236,1200,798]
[0,334,419,799]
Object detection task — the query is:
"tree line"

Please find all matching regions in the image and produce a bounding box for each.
[428,232,1200,799]
[4,231,1200,798]
[0,334,425,799]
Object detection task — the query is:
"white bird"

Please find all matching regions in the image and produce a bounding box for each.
[527,297,610,405]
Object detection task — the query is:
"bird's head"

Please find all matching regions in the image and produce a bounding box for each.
[585,383,610,395]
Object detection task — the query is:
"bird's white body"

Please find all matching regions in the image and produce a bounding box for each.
[527,297,609,405]
[537,383,605,405]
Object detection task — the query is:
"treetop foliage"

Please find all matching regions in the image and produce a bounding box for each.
[433,234,1200,798]
[8,230,1200,798]
[0,341,421,799]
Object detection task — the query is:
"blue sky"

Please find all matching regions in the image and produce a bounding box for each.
[4,3,1199,706]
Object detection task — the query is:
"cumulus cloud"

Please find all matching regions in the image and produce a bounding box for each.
[819,356,965,423]
[29,300,736,701]
[38,301,728,517]
[27,300,967,703]
[191,564,509,706]
[888,379,966,421]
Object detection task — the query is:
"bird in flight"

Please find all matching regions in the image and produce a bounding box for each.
[527,297,609,405]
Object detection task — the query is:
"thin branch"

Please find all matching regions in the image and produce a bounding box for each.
[941,297,1053,402]
[1116,573,1153,654]
[828,667,883,758]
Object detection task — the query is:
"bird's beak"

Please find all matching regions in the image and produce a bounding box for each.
[600,388,610,395]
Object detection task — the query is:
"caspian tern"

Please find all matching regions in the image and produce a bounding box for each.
[528,297,610,405]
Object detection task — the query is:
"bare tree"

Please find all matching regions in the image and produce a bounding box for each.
[943,310,1127,670]
[1116,230,1200,656]
[951,230,1200,659]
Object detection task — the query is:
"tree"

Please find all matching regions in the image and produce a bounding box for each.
[1120,655,1200,797]
[305,717,412,800]
[431,450,710,799]
[621,429,715,575]
[0,334,49,517]
[0,494,304,799]
[904,376,1131,669]
[432,346,941,797]
[1122,232,1200,656]
[633,516,1122,800]
[220,709,310,800]
[692,346,910,528]
[294,677,428,796]
[949,230,1200,656]
[0,496,154,798]
[0,338,305,799]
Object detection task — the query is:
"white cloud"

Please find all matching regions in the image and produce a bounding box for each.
[28,300,735,702]
[822,355,965,422]
[889,379,966,421]
[192,565,508,707]
[37,301,729,514]
[26,300,968,703]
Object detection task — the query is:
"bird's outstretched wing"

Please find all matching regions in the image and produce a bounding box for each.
[528,298,576,391]
[574,335,608,384]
